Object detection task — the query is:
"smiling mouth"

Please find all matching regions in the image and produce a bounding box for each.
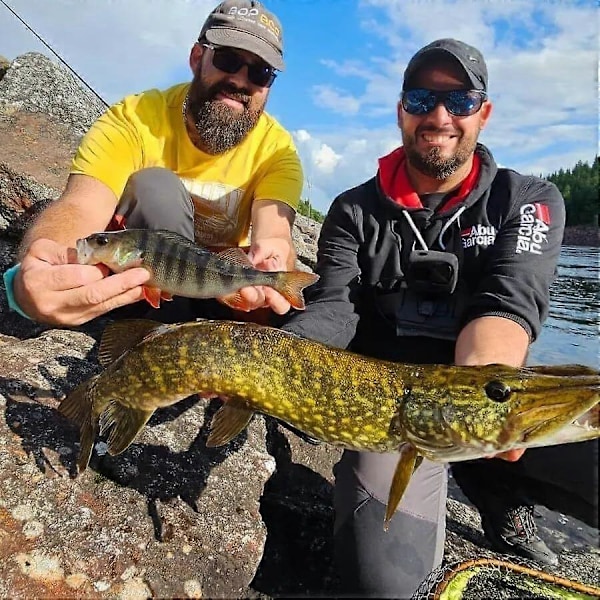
[421,133,456,144]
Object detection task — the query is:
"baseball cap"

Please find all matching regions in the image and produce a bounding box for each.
[403,39,488,92]
[199,0,284,71]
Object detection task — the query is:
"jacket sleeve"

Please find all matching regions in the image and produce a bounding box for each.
[281,194,363,349]
[461,178,566,341]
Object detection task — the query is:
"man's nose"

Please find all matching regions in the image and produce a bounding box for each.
[424,101,453,125]
[226,65,252,88]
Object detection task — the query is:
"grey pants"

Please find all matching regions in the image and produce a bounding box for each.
[333,450,447,598]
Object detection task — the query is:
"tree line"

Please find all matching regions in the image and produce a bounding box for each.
[297,157,599,227]
[545,157,598,227]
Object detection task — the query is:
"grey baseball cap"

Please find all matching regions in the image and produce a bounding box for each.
[403,39,488,91]
[199,0,285,71]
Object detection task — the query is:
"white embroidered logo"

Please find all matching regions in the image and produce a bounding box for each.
[515,203,551,255]
[461,224,497,249]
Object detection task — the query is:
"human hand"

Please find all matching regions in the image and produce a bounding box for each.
[487,448,526,462]
[14,238,151,326]
[218,238,294,315]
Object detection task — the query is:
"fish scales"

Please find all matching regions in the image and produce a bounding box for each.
[95,321,405,451]
[58,318,600,527]
[76,229,319,310]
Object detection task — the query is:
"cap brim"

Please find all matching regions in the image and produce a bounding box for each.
[205,28,285,71]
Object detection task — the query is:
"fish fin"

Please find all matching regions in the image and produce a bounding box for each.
[57,376,100,473]
[153,229,207,251]
[219,291,251,312]
[383,444,418,531]
[206,400,254,447]
[160,291,173,301]
[98,319,164,366]
[99,400,155,456]
[276,271,320,310]
[216,247,254,267]
[143,286,163,309]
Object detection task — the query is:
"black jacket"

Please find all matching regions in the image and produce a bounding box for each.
[283,144,565,364]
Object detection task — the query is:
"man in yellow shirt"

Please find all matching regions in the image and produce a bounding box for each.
[6,0,303,325]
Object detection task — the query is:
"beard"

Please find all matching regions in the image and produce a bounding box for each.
[403,127,479,180]
[185,73,265,155]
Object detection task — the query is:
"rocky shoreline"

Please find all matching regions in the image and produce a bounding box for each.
[562,225,599,248]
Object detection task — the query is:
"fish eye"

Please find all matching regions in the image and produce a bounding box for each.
[484,380,512,402]
[94,234,110,246]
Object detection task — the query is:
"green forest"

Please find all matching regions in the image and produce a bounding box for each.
[297,157,599,227]
[546,157,598,227]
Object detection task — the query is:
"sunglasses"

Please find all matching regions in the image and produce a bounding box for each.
[202,43,277,88]
[401,88,487,117]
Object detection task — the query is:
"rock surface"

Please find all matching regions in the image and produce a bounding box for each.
[0,52,597,599]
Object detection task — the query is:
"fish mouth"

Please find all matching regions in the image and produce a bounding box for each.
[76,238,94,264]
[519,403,600,447]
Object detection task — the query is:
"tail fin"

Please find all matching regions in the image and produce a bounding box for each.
[276,271,319,310]
[58,376,99,473]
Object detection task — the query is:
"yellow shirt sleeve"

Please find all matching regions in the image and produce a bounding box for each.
[70,96,147,199]
[254,137,303,212]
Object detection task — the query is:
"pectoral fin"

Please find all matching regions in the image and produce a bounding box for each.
[206,399,254,447]
[384,444,420,531]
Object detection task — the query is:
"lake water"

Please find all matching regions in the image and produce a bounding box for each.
[529,246,599,368]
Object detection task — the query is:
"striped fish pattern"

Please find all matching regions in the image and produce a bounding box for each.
[76,229,318,310]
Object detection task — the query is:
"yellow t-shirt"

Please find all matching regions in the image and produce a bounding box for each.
[71,82,303,247]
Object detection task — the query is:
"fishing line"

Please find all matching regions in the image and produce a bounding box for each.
[0,0,108,107]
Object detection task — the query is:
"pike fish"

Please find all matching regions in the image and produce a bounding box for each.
[76,229,319,310]
[58,319,600,529]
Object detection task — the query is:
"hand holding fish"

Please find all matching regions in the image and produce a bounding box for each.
[15,238,151,325]
[222,237,297,314]
[76,229,319,313]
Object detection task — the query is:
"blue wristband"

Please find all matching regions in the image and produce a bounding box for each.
[3,264,33,320]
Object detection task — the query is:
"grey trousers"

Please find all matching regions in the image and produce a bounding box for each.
[333,450,447,598]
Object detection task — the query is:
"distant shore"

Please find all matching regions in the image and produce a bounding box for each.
[562,226,599,247]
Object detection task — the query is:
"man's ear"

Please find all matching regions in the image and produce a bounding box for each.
[189,42,203,73]
[479,99,493,130]
[396,100,403,129]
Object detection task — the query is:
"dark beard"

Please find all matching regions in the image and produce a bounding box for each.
[186,81,263,155]
[404,130,478,180]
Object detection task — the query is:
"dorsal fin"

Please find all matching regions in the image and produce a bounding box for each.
[98,319,164,366]
[215,247,254,267]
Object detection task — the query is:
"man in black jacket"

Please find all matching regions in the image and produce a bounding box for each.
[281,38,592,598]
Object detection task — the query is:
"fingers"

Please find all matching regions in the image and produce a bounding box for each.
[262,287,291,315]
[486,448,526,462]
[16,244,152,325]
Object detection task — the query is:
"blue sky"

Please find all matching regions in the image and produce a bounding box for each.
[0,0,597,213]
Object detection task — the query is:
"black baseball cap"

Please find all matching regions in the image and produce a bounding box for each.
[403,39,488,92]
[199,0,284,71]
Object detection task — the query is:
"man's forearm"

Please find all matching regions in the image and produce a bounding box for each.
[17,174,118,260]
[455,315,530,367]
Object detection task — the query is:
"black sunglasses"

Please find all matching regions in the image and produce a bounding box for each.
[202,43,277,88]
[402,88,487,117]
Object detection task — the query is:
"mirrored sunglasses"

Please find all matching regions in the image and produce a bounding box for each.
[202,43,277,88]
[402,88,487,117]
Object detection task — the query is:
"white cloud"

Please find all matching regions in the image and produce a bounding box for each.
[312,84,362,115]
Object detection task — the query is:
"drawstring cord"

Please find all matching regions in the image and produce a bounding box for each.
[402,206,467,251]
